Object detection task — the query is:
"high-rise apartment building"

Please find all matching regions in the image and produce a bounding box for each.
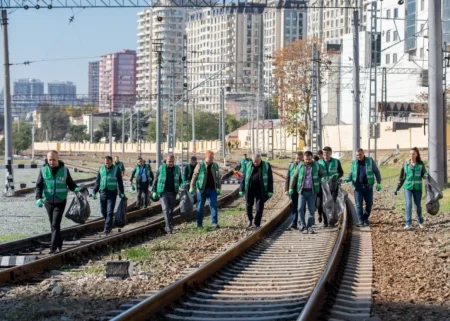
[136,4,187,110]
[88,61,100,105]
[47,81,77,96]
[13,78,44,98]
[99,49,137,112]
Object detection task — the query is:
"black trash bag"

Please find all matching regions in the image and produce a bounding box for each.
[65,191,91,224]
[425,176,443,215]
[180,185,194,214]
[115,197,127,227]
[321,178,347,226]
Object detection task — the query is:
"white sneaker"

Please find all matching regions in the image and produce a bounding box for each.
[418,223,425,229]
[404,225,412,230]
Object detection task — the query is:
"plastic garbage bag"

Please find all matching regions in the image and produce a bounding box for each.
[180,185,194,214]
[115,197,127,227]
[321,178,347,226]
[65,191,91,224]
[425,176,443,215]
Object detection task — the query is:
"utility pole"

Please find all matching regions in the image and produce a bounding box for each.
[2,9,14,196]
[429,0,446,187]
[352,10,361,160]
[108,96,112,156]
[311,42,319,153]
[167,60,175,153]
[129,109,133,143]
[181,35,190,164]
[153,39,163,166]
[368,1,379,162]
[191,100,196,154]
[220,87,226,165]
[90,113,93,143]
[122,105,125,154]
[31,125,35,162]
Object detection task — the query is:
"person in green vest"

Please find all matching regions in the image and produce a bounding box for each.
[289,151,325,234]
[92,156,125,234]
[130,157,154,209]
[344,148,382,227]
[35,150,80,254]
[317,146,344,227]
[393,147,427,230]
[152,154,183,234]
[239,154,274,229]
[285,152,303,230]
[190,150,222,229]
[237,153,251,173]
[114,156,125,176]
[183,156,198,188]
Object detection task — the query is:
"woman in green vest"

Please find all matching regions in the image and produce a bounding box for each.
[394,147,427,230]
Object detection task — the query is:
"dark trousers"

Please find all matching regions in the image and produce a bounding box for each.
[100,190,118,231]
[290,191,299,227]
[44,201,67,251]
[137,181,150,209]
[317,188,328,225]
[246,192,265,227]
[161,192,176,232]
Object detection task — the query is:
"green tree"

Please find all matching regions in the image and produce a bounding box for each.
[97,118,121,142]
[0,137,4,153]
[225,114,247,134]
[39,104,71,141]
[0,114,4,132]
[12,122,32,153]
[68,125,89,142]
[93,130,103,143]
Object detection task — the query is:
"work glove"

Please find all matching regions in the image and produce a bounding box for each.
[119,194,125,198]
[267,192,273,199]
[74,187,80,193]
[239,191,244,197]
[376,184,382,192]
[331,173,340,180]
[131,184,136,191]
[344,177,351,183]
[288,189,293,196]
[152,192,158,199]
[189,188,195,195]
[92,193,97,200]
[217,189,222,196]
[36,199,44,207]
[393,189,398,196]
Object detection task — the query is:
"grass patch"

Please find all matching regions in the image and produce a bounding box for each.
[85,264,105,275]
[123,247,154,260]
[0,233,27,243]
[438,188,450,212]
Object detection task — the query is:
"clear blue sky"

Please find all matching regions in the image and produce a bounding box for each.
[0,8,142,94]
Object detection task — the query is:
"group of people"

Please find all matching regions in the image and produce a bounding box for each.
[35,145,429,254]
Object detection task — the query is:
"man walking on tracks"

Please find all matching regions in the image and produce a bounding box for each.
[285,152,303,230]
[152,154,182,234]
[183,156,197,188]
[237,153,251,173]
[36,151,80,254]
[190,150,222,229]
[240,154,274,229]
[130,157,154,209]
[317,146,344,227]
[289,151,324,234]
[344,148,381,227]
[92,156,125,234]
[114,156,125,177]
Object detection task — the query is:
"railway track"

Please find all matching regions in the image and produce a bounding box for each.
[109,170,354,321]
[0,167,236,285]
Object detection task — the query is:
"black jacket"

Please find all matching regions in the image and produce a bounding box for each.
[35,161,78,204]
[240,161,274,200]
[183,164,196,185]
[93,165,125,195]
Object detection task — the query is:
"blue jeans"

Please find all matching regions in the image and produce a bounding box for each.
[354,185,374,224]
[404,189,423,226]
[298,189,316,229]
[197,189,218,227]
[100,190,118,230]
[290,191,299,227]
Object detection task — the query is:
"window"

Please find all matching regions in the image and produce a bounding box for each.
[386,54,390,64]
[405,0,417,51]
[421,0,424,11]
[386,9,391,18]
[420,48,424,58]
[394,31,398,41]
[393,53,398,63]
[394,8,398,18]
[386,30,391,42]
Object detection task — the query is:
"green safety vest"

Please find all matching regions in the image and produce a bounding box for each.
[403,162,423,191]
[288,162,299,186]
[183,164,194,186]
[115,161,124,172]
[351,157,375,185]
[157,164,181,194]
[244,161,269,192]
[134,164,152,183]
[196,161,220,191]
[318,158,338,179]
[99,165,118,191]
[296,162,320,193]
[240,158,251,171]
[42,166,68,200]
